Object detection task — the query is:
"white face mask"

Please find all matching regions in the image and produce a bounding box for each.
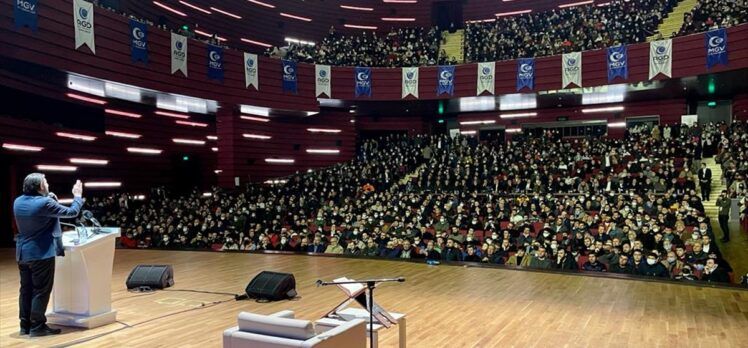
[667,257,676,263]
[646,259,657,265]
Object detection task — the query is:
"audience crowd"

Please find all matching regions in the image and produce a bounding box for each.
[85,120,748,286]
[465,0,676,63]
[678,0,748,36]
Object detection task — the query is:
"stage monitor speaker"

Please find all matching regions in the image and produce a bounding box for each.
[126,265,174,290]
[245,271,297,301]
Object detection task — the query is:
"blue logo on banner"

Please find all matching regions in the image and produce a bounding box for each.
[355,67,372,97]
[437,65,454,96]
[705,29,728,69]
[282,59,297,94]
[207,45,224,81]
[130,20,148,63]
[607,46,628,82]
[14,0,38,31]
[516,58,535,91]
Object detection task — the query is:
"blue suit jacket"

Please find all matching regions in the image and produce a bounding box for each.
[14,195,83,262]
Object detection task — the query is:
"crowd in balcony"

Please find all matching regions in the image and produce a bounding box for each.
[465,0,676,63]
[678,0,748,36]
[84,120,748,285]
[267,26,446,67]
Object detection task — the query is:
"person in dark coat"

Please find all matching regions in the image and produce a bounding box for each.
[609,254,633,274]
[701,258,730,283]
[553,248,578,271]
[640,253,668,277]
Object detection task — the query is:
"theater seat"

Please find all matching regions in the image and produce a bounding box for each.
[577,256,588,270]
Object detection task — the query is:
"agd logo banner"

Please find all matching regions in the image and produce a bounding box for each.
[73,0,95,53]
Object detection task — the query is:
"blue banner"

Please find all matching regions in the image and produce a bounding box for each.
[282,59,297,94]
[129,19,148,63]
[607,46,628,82]
[705,29,728,69]
[14,0,38,31]
[207,44,224,81]
[516,58,535,91]
[355,67,372,97]
[437,65,454,96]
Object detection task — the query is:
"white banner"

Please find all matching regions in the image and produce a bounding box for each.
[476,62,495,95]
[73,0,95,53]
[649,39,672,79]
[562,52,582,88]
[402,67,419,99]
[244,53,259,89]
[171,33,188,76]
[315,64,331,97]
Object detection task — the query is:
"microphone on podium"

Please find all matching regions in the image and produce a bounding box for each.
[316,279,323,287]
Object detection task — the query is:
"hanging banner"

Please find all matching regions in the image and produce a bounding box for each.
[562,52,582,88]
[607,46,628,82]
[437,65,455,96]
[476,62,495,95]
[355,67,372,97]
[244,53,258,89]
[315,64,331,97]
[516,58,535,91]
[73,0,95,53]
[649,39,672,79]
[705,29,728,69]
[14,0,38,31]
[402,67,419,99]
[171,32,188,76]
[207,44,224,81]
[282,59,297,94]
[130,19,148,63]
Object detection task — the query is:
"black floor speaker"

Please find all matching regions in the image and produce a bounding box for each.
[245,271,297,301]
[126,265,174,290]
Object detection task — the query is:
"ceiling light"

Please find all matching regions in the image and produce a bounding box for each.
[581,106,625,113]
[106,130,142,139]
[56,132,96,141]
[37,165,77,172]
[2,143,43,152]
[127,147,162,154]
[70,158,109,165]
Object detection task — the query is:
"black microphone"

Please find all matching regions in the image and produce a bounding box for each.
[396,277,406,282]
[316,279,323,287]
[82,210,102,227]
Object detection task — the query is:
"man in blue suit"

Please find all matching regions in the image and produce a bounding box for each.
[14,173,83,337]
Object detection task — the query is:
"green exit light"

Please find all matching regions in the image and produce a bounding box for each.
[182,155,190,161]
[708,80,715,94]
[438,119,445,124]
[707,101,717,107]
[438,100,444,115]
[181,25,189,31]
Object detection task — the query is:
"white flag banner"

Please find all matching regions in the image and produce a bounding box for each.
[73,0,95,53]
[315,64,331,97]
[649,39,672,79]
[171,32,188,76]
[562,52,582,88]
[476,62,495,95]
[244,53,259,89]
[402,67,419,99]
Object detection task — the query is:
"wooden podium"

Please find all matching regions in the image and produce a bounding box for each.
[46,227,120,329]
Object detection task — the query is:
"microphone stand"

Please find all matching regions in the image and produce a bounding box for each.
[317,278,404,348]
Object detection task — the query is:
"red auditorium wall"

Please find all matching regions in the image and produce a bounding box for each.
[734,94,748,120]
[217,108,357,186]
[0,115,216,195]
[355,115,429,136]
[458,99,688,139]
[1,0,746,107]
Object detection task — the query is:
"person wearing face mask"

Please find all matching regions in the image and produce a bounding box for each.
[277,236,294,252]
[661,250,685,278]
[640,253,668,278]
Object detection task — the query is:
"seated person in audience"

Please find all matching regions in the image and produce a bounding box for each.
[631,250,646,275]
[399,240,418,259]
[420,240,442,261]
[324,236,344,254]
[701,257,730,283]
[309,235,326,253]
[554,248,578,271]
[506,248,529,267]
[686,241,709,266]
[661,250,686,278]
[675,265,698,282]
[609,254,632,274]
[582,253,606,272]
[363,238,380,257]
[528,247,552,270]
[463,245,481,262]
[640,253,668,278]
[441,239,463,262]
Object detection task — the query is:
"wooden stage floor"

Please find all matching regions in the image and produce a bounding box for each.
[1,249,747,348]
